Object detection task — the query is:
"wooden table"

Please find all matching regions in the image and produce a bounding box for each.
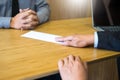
[0,18,120,80]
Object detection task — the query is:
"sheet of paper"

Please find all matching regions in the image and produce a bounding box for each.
[21,31,63,44]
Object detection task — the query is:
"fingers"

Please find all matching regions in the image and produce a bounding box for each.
[11,9,39,30]
[59,55,84,65]
[75,56,81,62]
[56,36,73,42]
[55,36,79,46]
[58,59,64,69]
[75,56,85,65]
[23,15,39,24]
[58,55,76,67]
[58,55,87,80]
[75,56,84,66]
[22,12,39,29]
[63,40,77,47]
[19,9,37,19]
[58,55,86,70]
[56,39,79,47]
[27,9,37,15]
[22,9,36,15]
[69,55,75,62]
[19,8,29,13]
[58,55,75,75]
[18,10,39,30]
[56,35,89,48]
[75,56,88,71]
[19,12,30,19]
[21,22,38,30]
[56,36,77,47]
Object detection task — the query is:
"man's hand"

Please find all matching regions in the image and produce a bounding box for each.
[58,55,88,80]
[56,34,94,47]
[10,9,39,30]
[22,10,39,30]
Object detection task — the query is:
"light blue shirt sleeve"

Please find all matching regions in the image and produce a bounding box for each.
[0,17,11,28]
[0,0,50,29]
[94,32,98,48]
[36,0,50,24]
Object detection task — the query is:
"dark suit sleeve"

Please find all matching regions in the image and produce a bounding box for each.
[97,31,120,51]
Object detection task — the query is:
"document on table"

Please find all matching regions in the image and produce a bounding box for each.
[21,31,63,44]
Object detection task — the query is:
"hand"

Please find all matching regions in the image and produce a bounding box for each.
[10,11,31,29]
[20,9,39,30]
[10,9,39,30]
[22,10,39,30]
[58,55,88,80]
[56,34,94,47]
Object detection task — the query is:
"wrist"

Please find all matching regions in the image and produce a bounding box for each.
[87,35,94,46]
[10,18,14,28]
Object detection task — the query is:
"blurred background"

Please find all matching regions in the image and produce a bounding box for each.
[47,0,91,20]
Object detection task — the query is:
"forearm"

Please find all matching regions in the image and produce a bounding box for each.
[0,17,11,28]
[97,31,120,51]
[37,7,50,24]
[36,0,50,24]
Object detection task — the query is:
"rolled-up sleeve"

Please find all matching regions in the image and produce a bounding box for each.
[0,17,11,28]
[36,0,50,24]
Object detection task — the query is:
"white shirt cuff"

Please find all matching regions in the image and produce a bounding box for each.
[94,32,98,48]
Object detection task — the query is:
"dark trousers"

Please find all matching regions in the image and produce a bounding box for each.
[35,73,61,80]
[117,57,120,80]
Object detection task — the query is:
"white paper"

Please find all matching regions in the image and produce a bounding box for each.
[21,31,63,44]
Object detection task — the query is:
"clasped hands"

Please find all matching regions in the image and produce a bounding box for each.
[10,8,39,30]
